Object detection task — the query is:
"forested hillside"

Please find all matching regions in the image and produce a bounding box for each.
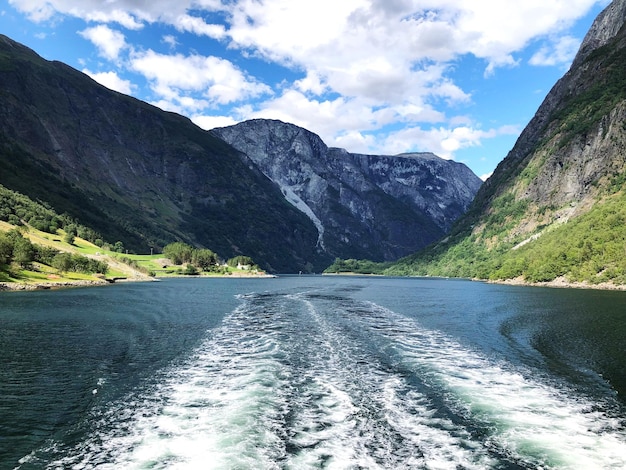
[384,0,626,287]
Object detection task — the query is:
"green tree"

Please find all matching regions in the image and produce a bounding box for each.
[193,248,218,271]
[5,228,24,243]
[52,252,73,273]
[0,233,12,266]
[34,245,59,266]
[183,263,199,275]
[87,258,108,274]
[163,242,194,265]
[12,236,35,268]
[64,224,77,245]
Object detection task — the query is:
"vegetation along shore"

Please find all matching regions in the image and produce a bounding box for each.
[0,188,271,291]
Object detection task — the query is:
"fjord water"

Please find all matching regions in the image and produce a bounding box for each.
[1,277,626,469]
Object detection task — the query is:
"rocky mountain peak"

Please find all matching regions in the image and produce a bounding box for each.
[0,33,483,272]
[476,0,626,213]
[575,0,626,64]
[213,119,482,262]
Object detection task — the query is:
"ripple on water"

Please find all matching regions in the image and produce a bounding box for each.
[31,289,626,470]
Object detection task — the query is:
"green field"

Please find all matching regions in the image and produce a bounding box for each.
[0,221,268,289]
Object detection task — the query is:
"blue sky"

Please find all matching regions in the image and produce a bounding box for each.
[1,0,612,179]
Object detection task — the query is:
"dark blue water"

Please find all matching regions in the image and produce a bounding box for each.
[1,276,625,469]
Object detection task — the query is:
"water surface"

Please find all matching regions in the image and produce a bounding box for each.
[1,276,625,469]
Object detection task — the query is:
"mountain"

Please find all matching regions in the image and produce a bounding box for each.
[0,35,321,272]
[213,119,481,262]
[0,34,481,272]
[388,0,626,286]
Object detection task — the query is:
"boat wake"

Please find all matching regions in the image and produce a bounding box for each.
[26,287,626,469]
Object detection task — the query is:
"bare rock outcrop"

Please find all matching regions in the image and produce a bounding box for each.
[214,119,482,262]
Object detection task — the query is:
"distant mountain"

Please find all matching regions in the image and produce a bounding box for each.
[388,0,626,286]
[0,34,481,272]
[213,119,481,262]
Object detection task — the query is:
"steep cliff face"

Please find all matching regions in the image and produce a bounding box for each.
[213,119,482,261]
[575,0,626,60]
[390,0,626,285]
[472,0,626,225]
[0,35,322,272]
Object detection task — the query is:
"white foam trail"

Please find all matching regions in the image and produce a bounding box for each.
[283,294,495,469]
[379,377,493,470]
[356,302,626,469]
[47,296,292,469]
[41,290,626,470]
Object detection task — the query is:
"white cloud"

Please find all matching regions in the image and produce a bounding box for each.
[529,35,581,66]
[173,14,226,39]
[294,72,328,96]
[83,69,134,94]
[130,49,272,110]
[246,89,400,146]
[333,131,378,153]
[11,0,604,100]
[6,0,609,172]
[79,25,127,61]
[162,34,178,49]
[9,0,604,69]
[8,0,184,26]
[379,124,520,160]
[227,84,516,159]
[8,0,56,22]
[149,97,211,115]
[222,0,603,98]
[82,9,144,30]
[192,114,238,130]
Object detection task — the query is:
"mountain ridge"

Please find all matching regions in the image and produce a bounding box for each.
[213,118,481,262]
[0,34,480,272]
[385,0,626,287]
[0,34,324,272]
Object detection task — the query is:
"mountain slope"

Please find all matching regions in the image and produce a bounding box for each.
[213,119,481,262]
[387,0,626,286]
[0,34,481,272]
[0,34,323,272]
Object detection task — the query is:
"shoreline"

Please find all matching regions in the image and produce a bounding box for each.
[0,272,277,291]
[486,275,626,291]
[0,279,110,291]
[3,273,624,293]
[325,272,626,292]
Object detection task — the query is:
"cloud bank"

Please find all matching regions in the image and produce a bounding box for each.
[8,0,610,173]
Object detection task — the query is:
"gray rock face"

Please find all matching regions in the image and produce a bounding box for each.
[464,0,626,241]
[575,0,626,64]
[213,119,482,261]
[0,33,483,272]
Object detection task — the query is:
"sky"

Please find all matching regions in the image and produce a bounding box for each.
[0,0,613,180]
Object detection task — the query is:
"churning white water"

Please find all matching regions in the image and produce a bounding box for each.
[35,286,626,470]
